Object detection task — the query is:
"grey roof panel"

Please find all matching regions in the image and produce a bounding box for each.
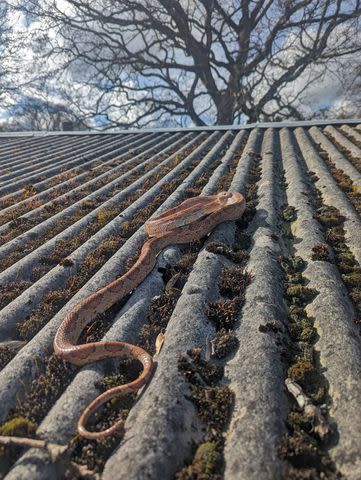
[0,121,360,480]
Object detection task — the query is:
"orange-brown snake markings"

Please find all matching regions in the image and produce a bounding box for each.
[54,191,246,439]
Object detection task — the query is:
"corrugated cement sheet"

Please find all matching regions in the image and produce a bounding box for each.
[0,121,360,480]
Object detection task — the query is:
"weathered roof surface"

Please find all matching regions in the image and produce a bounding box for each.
[0,121,360,479]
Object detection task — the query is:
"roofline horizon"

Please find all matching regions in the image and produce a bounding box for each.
[0,117,359,137]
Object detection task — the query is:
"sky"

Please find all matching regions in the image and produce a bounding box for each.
[1,2,360,130]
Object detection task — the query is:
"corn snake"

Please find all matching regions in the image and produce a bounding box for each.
[54,191,246,439]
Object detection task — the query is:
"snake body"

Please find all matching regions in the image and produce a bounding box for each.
[54,191,246,439]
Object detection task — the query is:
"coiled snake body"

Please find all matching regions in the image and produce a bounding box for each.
[54,191,246,439]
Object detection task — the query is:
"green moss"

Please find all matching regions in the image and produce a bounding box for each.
[176,441,222,479]
[283,206,297,222]
[288,319,316,343]
[0,416,37,436]
[286,285,318,304]
[342,272,361,289]
[0,417,37,476]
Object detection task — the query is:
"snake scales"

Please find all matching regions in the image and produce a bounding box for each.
[54,191,246,439]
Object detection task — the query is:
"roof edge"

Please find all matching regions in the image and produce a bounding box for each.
[0,118,359,137]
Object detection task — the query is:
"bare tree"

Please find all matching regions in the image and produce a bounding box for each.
[0,1,12,103]
[2,95,83,131]
[12,0,361,127]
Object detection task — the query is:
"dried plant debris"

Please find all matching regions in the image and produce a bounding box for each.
[285,378,329,439]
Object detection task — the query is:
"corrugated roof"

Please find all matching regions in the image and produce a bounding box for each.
[0,121,360,480]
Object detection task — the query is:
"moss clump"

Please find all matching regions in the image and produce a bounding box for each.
[218,266,251,298]
[311,243,330,262]
[59,258,74,267]
[139,289,181,355]
[314,206,344,228]
[308,171,319,183]
[211,330,238,359]
[288,319,316,343]
[0,346,17,370]
[287,359,325,402]
[0,416,38,476]
[325,226,344,244]
[205,242,249,265]
[286,285,318,304]
[12,355,77,424]
[0,281,32,311]
[288,358,316,384]
[191,386,233,431]
[69,361,140,473]
[207,298,243,330]
[280,256,305,274]
[283,206,297,222]
[278,429,320,469]
[22,184,39,197]
[176,441,222,480]
[342,272,361,288]
[172,252,198,275]
[178,349,223,386]
[287,273,305,285]
[0,416,37,436]
[258,321,278,334]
